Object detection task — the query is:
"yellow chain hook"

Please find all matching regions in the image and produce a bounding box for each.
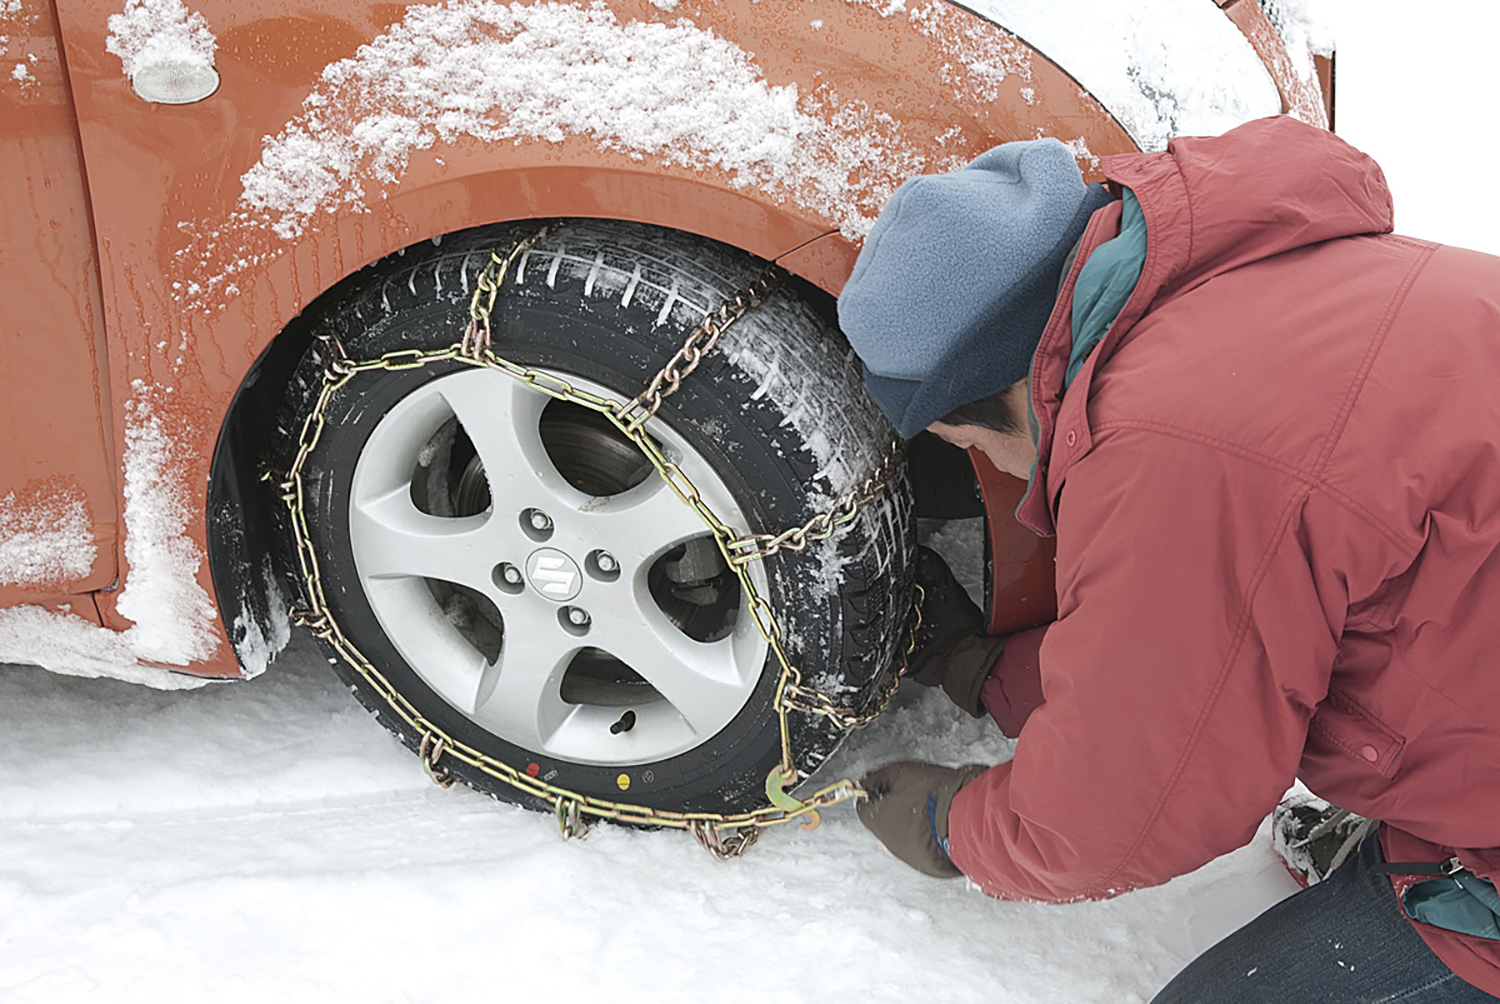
[766,764,820,831]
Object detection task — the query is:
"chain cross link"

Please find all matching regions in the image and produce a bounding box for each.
[615,271,782,434]
[725,445,904,567]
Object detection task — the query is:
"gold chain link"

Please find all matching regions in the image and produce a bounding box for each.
[725,446,904,568]
[419,733,457,788]
[781,581,922,731]
[281,231,918,859]
[462,230,553,357]
[615,270,782,435]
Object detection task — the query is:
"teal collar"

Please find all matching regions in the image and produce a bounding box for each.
[1065,188,1147,389]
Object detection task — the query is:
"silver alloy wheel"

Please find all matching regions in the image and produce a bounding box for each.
[348,367,769,767]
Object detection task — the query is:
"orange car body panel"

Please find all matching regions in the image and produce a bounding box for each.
[0,0,1321,678]
[0,0,117,613]
[970,450,1058,636]
[1222,0,1330,128]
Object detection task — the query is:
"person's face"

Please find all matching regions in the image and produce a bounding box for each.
[925,381,1037,480]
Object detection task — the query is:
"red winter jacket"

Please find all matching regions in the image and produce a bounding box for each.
[946,116,1500,995]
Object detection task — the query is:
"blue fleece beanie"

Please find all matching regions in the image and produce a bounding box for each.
[838,139,1112,437]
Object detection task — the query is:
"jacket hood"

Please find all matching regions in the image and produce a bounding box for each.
[1018,115,1394,537]
[1106,115,1393,311]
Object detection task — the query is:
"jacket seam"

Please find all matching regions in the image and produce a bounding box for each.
[1090,419,1414,553]
[1171,155,1196,275]
[1354,588,1404,632]
[1377,641,1484,727]
[1311,243,1437,476]
[1343,606,1386,632]
[1381,235,1434,252]
[1095,480,1311,893]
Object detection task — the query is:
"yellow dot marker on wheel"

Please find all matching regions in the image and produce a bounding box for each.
[616,773,631,791]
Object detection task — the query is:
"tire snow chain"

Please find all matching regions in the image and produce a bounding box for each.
[280,234,923,859]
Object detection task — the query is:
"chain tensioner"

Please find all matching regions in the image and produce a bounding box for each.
[281,230,920,859]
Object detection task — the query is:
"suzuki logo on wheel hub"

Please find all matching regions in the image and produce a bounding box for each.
[526,548,582,602]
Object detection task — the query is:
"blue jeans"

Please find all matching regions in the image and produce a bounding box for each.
[1153,832,1499,1002]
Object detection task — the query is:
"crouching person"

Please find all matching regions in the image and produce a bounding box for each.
[838,115,1500,1002]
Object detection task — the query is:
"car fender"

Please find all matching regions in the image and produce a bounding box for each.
[30,0,1312,680]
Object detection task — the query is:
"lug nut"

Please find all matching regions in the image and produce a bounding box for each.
[493,562,526,593]
[595,552,618,573]
[529,510,553,532]
[567,607,590,627]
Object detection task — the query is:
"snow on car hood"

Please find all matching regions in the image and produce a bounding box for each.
[238,1,951,242]
[205,0,1284,298]
[933,0,1282,151]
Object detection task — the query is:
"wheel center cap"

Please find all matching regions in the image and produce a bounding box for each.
[525,548,583,602]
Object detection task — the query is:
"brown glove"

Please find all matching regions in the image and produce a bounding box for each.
[908,547,1007,717]
[857,760,988,878]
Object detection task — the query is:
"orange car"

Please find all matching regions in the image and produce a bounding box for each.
[0,0,1330,826]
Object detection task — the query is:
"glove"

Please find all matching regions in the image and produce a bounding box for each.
[908,546,1007,717]
[857,760,988,878]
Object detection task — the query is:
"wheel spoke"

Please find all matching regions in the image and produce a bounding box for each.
[588,611,749,736]
[576,479,723,577]
[362,577,493,709]
[437,369,583,508]
[472,618,579,749]
[350,486,492,591]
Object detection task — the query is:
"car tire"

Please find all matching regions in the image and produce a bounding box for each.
[279,219,914,814]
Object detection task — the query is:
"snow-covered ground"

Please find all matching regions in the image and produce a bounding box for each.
[3,4,1495,1003]
[0,628,1300,1004]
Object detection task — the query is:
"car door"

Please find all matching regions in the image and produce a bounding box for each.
[0,0,118,610]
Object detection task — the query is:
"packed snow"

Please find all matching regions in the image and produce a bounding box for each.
[0,386,220,689]
[229,561,291,679]
[114,386,219,666]
[104,0,215,85]
[0,562,1300,1004]
[0,605,208,690]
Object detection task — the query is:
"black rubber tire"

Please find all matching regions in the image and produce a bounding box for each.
[279,220,914,814]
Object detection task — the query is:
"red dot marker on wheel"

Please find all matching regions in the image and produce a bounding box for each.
[526,762,540,777]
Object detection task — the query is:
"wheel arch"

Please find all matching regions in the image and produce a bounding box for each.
[200,81,1128,675]
[204,186,843,678]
